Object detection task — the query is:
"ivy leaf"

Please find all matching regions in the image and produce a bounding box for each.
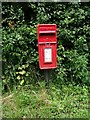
[17,75,20,80]
[20,80,24,85]
[19,70,26,75]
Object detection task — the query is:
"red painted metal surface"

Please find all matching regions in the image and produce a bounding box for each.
[37,24,57,69]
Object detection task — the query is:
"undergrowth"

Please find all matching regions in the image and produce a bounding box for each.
[2,81,89,118]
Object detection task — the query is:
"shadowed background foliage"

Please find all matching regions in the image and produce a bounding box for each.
[2,2,90,92]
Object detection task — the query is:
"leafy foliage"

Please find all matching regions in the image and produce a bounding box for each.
[2,2,90,92]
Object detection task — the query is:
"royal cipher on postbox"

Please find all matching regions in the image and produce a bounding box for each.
[37,24,57,69]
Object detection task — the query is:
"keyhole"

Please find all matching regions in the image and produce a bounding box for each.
[46,43,50,46]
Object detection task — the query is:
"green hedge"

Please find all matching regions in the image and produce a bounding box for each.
[2,2,90,92]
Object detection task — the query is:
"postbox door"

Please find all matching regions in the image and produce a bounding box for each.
[38,44,57,69]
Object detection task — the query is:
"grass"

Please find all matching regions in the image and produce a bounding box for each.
[2,81,89,118]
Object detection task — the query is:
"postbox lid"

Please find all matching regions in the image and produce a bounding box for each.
[37,24,57,32]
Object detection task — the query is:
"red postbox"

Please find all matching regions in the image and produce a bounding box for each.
[37,24,57,69]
